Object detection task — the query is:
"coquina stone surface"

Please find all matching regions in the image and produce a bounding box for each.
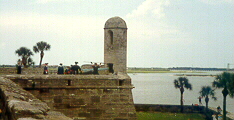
[2,74,137,120]
[0,77,73,120]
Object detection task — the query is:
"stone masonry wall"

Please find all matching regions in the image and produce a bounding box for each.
[3,75,137,120]
[0,68,53,75]
[104,28,127,74]
[0,76,72,120]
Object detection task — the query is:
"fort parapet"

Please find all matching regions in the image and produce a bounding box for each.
[2,74,137,120]
[0,76,73,120]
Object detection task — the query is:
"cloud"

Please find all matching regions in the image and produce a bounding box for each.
[0,42,6,48]
[0,12,106,38]
[126,0,170,19]
[125,0,195,67]
[125,0,186,44]
[36,0,63,4]
[200,0,234,4]
[35,0,105,4]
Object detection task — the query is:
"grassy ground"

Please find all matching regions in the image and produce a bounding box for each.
[137,112,205,120]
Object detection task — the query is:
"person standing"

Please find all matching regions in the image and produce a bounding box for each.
[17,59,22,74]
[70,65,74,74]
[43,63,48,74]
[72,62,82,74]
[65,66,71,74]
[198,96,202,105]
[217,106,222,114]
[57,63,64,74]
[92,63,100,75]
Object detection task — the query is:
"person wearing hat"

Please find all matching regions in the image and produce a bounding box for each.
[57,63,64,74]
[43,63,49,74]
[17,59,22,74]
[72,62,81,74]
[92,63,100,75]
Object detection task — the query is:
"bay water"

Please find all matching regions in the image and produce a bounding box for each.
[129,71,234,114]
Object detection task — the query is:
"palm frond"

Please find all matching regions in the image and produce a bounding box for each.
[35,41,51,51]
[174,77,192,90]
[199,86,216,99]
[33,46,39,53]
[212,97,217,101]
[174,80,180,88]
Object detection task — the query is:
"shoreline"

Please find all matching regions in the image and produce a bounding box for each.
[127,70,228,77]
[127,70,205,74]
[174,74,217,77]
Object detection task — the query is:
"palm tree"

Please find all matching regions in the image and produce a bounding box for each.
[15,47,34,67]
[212,72,234,120]
[199,86,217,111]
[33,41,51,67]
[174,77,192,112]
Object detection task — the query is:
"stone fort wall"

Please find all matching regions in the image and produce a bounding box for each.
[0,76,73,120]
[2,74,137,120]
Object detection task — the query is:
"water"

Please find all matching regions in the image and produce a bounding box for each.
[129,71,234,114]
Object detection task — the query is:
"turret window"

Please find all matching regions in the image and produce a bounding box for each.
[108,30,113,45]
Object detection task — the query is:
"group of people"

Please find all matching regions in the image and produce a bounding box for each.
[43,62,101,75]
[57,62,82,75]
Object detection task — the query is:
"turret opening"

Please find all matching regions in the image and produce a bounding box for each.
[108,30,114,45]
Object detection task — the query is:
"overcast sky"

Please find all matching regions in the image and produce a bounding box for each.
[0,0,233,68]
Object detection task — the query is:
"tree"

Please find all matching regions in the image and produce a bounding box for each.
[199,86,217,111]
[174,77,192,112]
[212,72,234,120]
[33,41,51,67]
[15,47,34,67]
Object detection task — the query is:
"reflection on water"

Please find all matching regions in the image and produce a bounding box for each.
[129,71,234,114]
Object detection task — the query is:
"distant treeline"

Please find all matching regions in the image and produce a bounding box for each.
[127,67,169,71]
[0,65,17,67]
[169,67,233,71]
[128,67,233,71]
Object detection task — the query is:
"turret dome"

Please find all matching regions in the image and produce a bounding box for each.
[104,16,127,29]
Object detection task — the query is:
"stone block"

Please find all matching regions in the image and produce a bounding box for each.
[91,96,100,103]
[46,111,73,120]
[114,119,128,120]
[17,118,40,120]
[88,108,103,117]
[78,112,91,117]
[54,96,62,103]
[119,112,128,117]
[73,117,87,120]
